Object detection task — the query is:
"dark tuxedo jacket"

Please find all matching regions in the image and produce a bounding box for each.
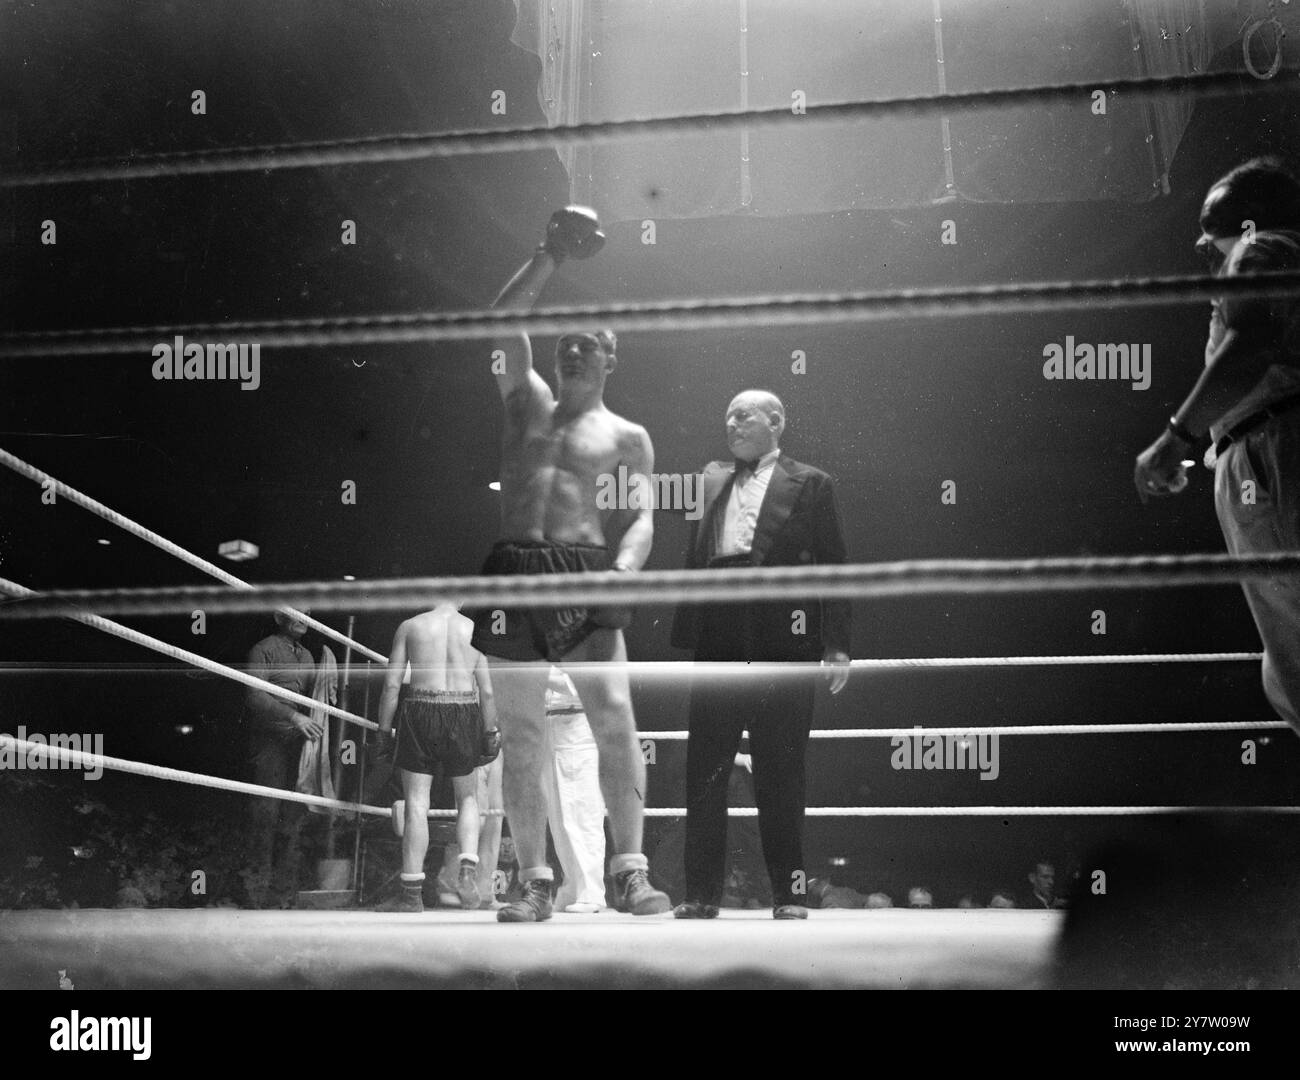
[670,453,851,660]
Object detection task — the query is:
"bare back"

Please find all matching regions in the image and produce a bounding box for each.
[499,379,647,548]
[398,609,480,693]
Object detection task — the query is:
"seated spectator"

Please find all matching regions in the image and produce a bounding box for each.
[865,891,894,909]
[989,890,1018,909]
[807,877,867,909]
[907,886,934,909]
[1023,860,1068,909]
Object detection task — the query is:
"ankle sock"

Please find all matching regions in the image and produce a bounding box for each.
[610,853,648,877]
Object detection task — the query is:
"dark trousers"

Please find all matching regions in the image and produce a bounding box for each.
[246,733,305,904]
[683,594,817,907]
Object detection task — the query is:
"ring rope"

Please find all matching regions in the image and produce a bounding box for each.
[1,69,1290,189]
[0,447,387,664]
[644,720,1292,741]
[0,735,395,816]
[611,653,1262,673]
[5,551,1300,620]
[0,576,378,731]
[5,738,1296,819]
[3,269,1299,358]
[845,652,1263,667]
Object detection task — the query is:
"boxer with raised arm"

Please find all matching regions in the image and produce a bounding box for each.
[471,206,669,922]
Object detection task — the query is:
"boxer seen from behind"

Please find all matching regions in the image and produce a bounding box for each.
[374,602,501,913]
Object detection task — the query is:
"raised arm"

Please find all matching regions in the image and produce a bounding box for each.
[491,206,607,402]
[376,623,409,735]
[490,250,555,402]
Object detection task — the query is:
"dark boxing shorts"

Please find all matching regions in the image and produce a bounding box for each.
[470,540,633,662]
[394,688,483,779]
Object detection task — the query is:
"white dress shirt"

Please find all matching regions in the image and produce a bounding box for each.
[719,448,780,556]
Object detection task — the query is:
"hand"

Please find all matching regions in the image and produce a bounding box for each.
[372,729,396,760]
[541,206,606,262]
[1134,430,1192,504]
[821,651,851,695]
[293,713,325,741]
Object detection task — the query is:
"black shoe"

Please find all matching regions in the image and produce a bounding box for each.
[614,868,672,915]
[673,900,720,919]
[773,904,809,920]
[497,879,553,923]
[375,885,424,913]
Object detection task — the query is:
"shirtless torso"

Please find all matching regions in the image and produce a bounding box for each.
[498,355,650,553]
[394,607,480,694]
[377,604,495,732]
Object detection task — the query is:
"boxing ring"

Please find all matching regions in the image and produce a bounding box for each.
[3,68,1300,992]
[0,908,1061,990]
[1,444,1296,988]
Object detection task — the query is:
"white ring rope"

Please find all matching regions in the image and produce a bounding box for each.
[604,654,1265,676]
[0,735,393,816]
[0,69,1288,189]
[3,270,1300,358]
[0,576,377,731]
[0,447,386,664]
[4,737,1296,819]
[716,806,1300,817]
[5,551,1300,620]
[843,652,1263,668]
[643,720,1292,741]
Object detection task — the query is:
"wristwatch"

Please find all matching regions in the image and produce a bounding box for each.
[1167,415,1198,446]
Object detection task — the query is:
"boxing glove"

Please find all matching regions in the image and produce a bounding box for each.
[478,727,503,768]
[540,205,606,262]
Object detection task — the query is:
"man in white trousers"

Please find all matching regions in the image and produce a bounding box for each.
[542,667,609,912]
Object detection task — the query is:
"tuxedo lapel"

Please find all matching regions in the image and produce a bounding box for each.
[749,457,801,566]
[696,463,736,563]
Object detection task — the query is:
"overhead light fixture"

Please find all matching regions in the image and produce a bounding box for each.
[175,724,194,735]
[342,574,356,582]
[218,539,259,562]
[488,481,502,491]
[96,538,111,546]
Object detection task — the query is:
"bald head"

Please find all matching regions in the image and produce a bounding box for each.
[274,607,309,638]
[725,389,785,462]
